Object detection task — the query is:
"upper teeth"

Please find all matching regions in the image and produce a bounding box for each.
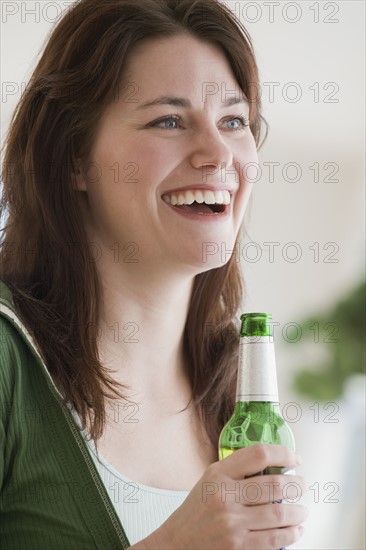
[162,189,231,206]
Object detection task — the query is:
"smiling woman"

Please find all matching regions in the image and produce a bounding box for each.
[74,34,258,271]
[0,1,308,549]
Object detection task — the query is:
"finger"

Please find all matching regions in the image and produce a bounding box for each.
[219,444,301,479]
[241,502,309,530]
[240,474,307,505]
[245,525,304,550]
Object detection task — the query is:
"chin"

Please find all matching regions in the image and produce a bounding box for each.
[187,249,236,275]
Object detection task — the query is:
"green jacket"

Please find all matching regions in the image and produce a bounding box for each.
[0,280,131,549]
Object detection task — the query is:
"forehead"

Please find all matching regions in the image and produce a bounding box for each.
[121,34,243,105]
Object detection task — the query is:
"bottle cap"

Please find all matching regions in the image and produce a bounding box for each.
[240,312,272,336]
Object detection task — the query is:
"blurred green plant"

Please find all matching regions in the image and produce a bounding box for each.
[292,280,366,401]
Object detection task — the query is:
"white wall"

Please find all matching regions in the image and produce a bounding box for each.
[233,2,365,549]
[1,1,365,548]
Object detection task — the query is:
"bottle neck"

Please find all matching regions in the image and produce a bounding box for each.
[233,401,281,415]
[235,335,279,403]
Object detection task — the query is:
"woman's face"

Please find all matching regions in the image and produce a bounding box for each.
[76,34,258,273]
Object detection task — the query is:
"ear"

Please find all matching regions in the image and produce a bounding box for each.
[71,159,87,191]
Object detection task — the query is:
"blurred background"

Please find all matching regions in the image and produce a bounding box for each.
[1,1,365,548]
[235,1,365,548]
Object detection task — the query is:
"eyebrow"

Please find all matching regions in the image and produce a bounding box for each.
[135,95,248,110]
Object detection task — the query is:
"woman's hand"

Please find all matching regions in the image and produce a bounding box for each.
[132,444,308,550]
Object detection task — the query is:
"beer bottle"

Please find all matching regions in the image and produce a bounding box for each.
[219,312,295,466]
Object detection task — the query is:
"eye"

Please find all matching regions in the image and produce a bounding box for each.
[222,116,250,131]
[149,116,182,129]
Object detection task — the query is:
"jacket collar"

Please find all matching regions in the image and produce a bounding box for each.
[0,279,130,548]
[0,279,14,308]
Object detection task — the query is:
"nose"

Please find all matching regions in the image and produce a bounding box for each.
[189,125,234,172]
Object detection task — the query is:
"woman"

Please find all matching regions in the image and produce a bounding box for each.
[0,0,308,548]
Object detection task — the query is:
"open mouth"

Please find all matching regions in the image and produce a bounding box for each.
[162,190,231,216]
[170,201,227,215]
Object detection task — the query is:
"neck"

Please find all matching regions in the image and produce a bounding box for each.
[94,250,196,404]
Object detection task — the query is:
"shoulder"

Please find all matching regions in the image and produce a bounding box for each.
[0,283,55,442]
[0,310,29,405]
[0,279,66,404]
[0,315,23,358]
[0,279,44,367]
[0,279,29,362]
[0,280,38,399]
[0,279,14,305]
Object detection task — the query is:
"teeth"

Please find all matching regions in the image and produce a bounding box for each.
[185,191,195,205]
[177,193,186,205]
[195,191,204,204]
[216,191,224,204]
[204,191,216,205]
[162,189,231,206]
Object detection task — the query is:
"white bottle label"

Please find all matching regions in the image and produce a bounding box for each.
[236,336,279,402]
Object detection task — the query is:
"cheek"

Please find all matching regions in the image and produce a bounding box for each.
[233,137,258,214]
[101,136,179,191]
[133,139,180,178]
[236,135,259,187]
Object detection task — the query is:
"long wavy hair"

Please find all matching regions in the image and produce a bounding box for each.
[0,0,267,449]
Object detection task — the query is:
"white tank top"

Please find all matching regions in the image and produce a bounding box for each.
[69,406,189,546]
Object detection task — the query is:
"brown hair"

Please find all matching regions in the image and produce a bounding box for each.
[0,0,267,449]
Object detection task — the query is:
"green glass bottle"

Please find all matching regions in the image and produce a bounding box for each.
[218,312,295,475]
